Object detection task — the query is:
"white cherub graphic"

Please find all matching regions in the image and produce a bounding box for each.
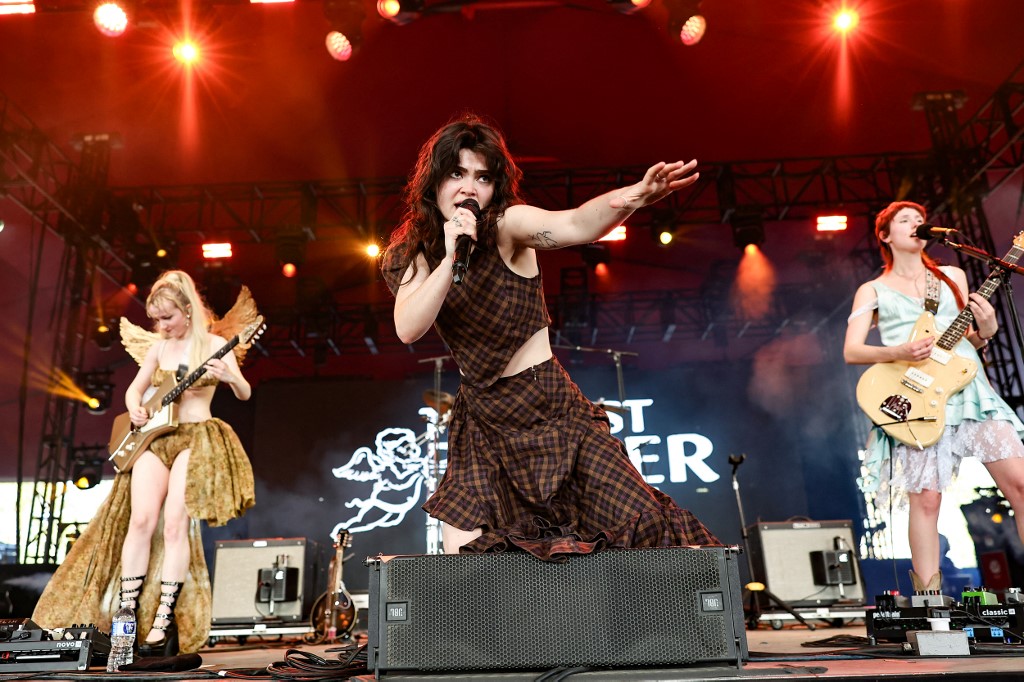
[330,415,445,535]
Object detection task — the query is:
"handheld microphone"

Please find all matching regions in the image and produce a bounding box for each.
[915,224,959,239]
[452,198,481,285]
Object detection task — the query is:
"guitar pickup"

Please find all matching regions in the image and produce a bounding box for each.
[899,378,924,393]
[903,366,933,389]
[929,347,952,366]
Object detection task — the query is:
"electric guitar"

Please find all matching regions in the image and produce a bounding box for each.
[107,316,266,472]
[856,233,1024,449]
[310,530,357,641]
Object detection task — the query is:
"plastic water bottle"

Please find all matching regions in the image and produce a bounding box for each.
[106,605,136,672]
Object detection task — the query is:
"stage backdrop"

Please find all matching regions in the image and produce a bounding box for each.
[232,342,864,593]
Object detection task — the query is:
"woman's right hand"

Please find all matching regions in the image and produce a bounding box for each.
[895,336,934,362]
[443,206,479,259]
[129,406,150,427]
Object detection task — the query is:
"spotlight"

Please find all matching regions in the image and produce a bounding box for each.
[325,31,354,61]
[666,0,705,45]
[81,371,114,415]
[366,243,381,258]
[202,242,233,260]
[325,0,364,59]
[71,461,102,490]
[172,40,200,65]
[730,208,765,250]
[581,243,610,270]
[377,0,421,25]
[276,227,307,277]
[833,8,859,34]
[607,0,651,15]
[816,215,848,232]
[93,321,113,351]
[93,1,128,37]
[657,229,674,246]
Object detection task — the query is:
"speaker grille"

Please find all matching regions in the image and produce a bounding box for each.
[376,547,742,672]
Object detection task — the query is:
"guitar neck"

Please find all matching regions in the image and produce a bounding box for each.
[936,242,1024,351]
[161,336,240,406]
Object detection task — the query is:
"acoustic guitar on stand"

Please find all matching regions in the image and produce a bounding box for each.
[310,530,357,642]
[856,233,1024,449]
[107,316,266,472]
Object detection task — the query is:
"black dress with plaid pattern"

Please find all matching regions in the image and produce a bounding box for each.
[386,243,719,559]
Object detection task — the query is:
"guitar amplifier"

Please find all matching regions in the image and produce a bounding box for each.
[747,520,864,607]
[211,537,325,624]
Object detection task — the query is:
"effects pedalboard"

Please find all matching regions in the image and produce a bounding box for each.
[868,587,1024,645]
[0,618,110,672]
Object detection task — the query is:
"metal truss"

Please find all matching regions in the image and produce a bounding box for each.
[1,94,116,563]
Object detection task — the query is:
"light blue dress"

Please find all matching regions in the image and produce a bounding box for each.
[856,268,1024,510]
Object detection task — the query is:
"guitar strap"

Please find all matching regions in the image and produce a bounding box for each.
[924,270,940,315]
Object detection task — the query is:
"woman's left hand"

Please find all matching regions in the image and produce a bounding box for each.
[610,160,700,210]
[203,357,234,385]
[968,292,997,340]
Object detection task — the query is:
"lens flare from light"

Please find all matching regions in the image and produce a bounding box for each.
[93,2,128,37]
[833,9,859,33]
[366,243,381,258]
[326,31,353,61]
[172,40,200,64]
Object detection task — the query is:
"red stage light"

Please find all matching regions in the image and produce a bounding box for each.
[833,9,859,33]
[282,262,297,278]
[173,40,200,64]
[325,31,353,61]
[0,1,35,15]
[816,215,848,232]
[93,2,128,37]
[202,242,232,259]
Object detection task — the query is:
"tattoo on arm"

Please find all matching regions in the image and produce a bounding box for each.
[530,231,559,249]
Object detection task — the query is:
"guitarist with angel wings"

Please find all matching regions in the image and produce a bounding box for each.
[844,201,1024,595]
[33,270,259,657]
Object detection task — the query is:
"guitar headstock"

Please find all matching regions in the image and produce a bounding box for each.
[239,315,266,346]
[334,529,352,549]
[1015,231,1024,249]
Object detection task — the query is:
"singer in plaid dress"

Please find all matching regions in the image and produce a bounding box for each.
[382,115,718,559]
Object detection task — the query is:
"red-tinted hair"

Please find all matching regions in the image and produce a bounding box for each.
[874,201,965,309]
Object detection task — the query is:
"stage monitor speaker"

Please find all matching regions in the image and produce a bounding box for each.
[747,520,864,608]
[211,537,324,624]
[367,546,747,674]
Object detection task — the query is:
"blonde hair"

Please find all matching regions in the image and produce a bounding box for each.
[146,270,214,372]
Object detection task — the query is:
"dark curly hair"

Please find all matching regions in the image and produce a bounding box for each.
[381,115,522,290]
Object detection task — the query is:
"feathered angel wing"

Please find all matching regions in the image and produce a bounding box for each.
[119,317,161,366]
[209,285,261,366]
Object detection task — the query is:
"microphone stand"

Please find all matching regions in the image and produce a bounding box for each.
[417,354,452,555]
[730,454,815,630]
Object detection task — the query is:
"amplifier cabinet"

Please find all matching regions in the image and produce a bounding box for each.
[211,537,324,624]
[747,520,864,607]
[368,546,747,674]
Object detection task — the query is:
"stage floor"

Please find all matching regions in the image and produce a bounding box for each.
[5,620,1024,680]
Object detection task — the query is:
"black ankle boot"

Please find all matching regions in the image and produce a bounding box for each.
[139,580,182,658]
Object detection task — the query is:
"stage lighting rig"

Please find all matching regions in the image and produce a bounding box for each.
[730,208,764,250]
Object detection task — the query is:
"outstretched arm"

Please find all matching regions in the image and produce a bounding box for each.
[500,160,699,250]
